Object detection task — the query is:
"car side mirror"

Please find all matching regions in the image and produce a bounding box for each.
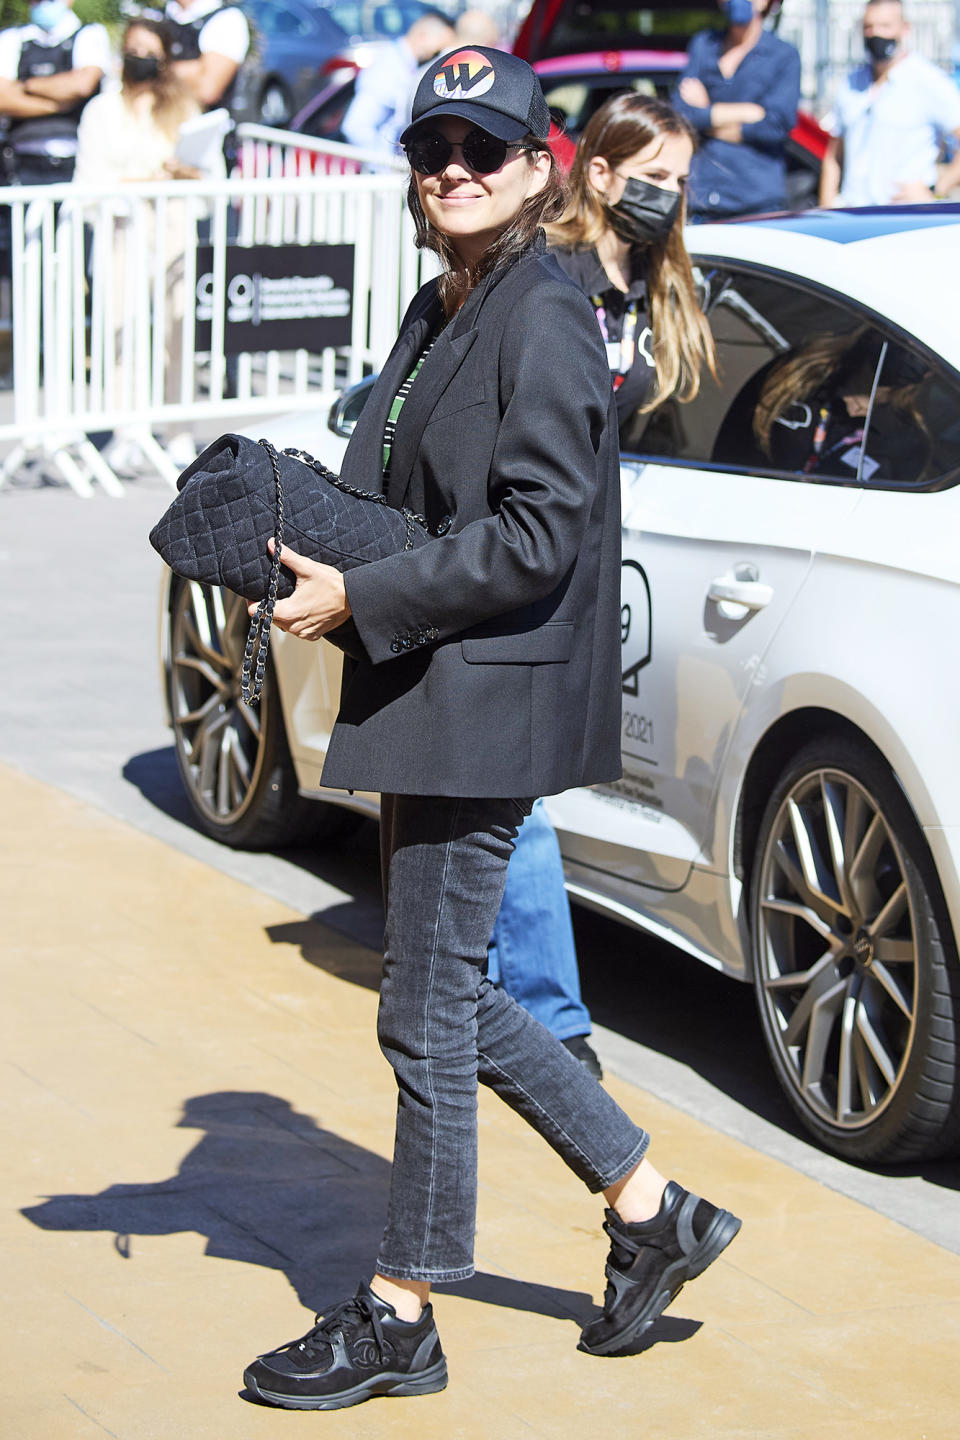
[327,374,377,438]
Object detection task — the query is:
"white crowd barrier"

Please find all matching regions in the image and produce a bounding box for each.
[235,121,407,179]
[0,152,431,497]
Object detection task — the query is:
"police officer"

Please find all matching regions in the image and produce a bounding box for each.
[164,0,249,113]
[0,0,109,184]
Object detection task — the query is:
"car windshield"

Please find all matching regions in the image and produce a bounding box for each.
[525,0,722,59]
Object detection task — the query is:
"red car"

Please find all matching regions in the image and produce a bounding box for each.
[517,0,828,205]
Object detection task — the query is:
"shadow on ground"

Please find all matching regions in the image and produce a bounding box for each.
[123,751,960,1193]
[19,1090,618,1332]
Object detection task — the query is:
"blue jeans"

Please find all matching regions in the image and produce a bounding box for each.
[488,799,592,1041]
[375,793,649,1283]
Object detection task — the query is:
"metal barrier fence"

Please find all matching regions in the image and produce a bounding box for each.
[235,121,407,178]
[0,154,431,497]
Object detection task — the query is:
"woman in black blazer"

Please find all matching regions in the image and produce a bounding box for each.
[243,49,740,1412]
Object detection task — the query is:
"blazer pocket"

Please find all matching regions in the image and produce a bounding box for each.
[425,385,486,427]
[461,621,574,665]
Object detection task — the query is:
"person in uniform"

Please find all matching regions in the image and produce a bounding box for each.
[0,0,109,185]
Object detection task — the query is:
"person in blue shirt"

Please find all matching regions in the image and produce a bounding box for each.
[672,0,800,220]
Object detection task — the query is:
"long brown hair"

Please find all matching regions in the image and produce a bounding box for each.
[546,93,716,409]
[407,136,567,316]
[121,19,196,141]
[754,329,928,457]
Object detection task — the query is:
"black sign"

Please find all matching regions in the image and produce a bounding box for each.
[194,243,354,356]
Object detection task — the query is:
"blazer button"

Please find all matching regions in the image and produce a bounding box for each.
[390,640,402,653]
[402,638,413,649]
[435,515,452,536]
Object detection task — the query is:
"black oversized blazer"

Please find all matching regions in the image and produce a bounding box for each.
[319,237,623,799]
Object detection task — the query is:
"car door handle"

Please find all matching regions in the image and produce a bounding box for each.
[707,576,774,610]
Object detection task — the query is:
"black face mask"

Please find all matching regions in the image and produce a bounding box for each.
[122,53,161,83]
[605,176,681,247]
[864,34,898,62]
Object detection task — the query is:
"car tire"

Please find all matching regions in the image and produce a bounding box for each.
[259,79,292,128]
[749,735,960,1163]
[167,580,356,851]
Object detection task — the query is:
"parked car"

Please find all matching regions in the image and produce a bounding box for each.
[159,206,960,1167]
[235,0,449,127]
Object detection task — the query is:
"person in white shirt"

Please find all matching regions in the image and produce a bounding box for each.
[75,19,217,454]
[341,10,454,159]
[0,0,109,183]
[820,0,960,206]
[164,0,249,112]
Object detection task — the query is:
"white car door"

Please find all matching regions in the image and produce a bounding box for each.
[548,265,884,893]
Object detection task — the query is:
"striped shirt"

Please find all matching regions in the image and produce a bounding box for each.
[383,336,439,477]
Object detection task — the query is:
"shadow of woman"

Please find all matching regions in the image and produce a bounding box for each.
[20,1090,614,1332]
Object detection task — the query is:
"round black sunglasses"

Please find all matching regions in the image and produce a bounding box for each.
[405,128,526,177]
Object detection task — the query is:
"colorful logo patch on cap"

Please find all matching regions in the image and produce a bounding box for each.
[433,49,495,100]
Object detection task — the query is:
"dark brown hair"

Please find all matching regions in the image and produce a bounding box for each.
[406,136,567,316]
[546,92,716,409]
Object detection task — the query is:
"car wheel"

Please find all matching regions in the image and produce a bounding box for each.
[750,736,960,1163]
[259,80,292,127]
[167,580,354,850]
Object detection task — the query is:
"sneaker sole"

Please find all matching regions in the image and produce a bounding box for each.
[243,1357,448,1410]
[579,1208,742,1356]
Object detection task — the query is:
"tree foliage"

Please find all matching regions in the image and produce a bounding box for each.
[0,0,123,30]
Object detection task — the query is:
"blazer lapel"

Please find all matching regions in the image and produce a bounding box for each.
[339,289,438,492]
[386,325,479,510]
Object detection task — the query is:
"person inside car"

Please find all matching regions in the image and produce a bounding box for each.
[546,91,717,451]
[752,330,932,481]
[239,48,740,1412]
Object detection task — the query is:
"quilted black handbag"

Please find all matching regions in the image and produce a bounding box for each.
[149,434,431,704]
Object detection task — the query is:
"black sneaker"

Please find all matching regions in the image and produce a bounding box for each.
[243,1281,448,1410]
[579,1181,741,1355]
[562,1034,603,1080]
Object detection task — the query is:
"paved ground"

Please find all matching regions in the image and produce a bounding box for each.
[5,762,960,1439]
[2,468,959,1435]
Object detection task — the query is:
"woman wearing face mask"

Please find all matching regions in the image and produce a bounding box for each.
[75,20,212,465]
[239,48,740,1412]
[547,93,716,448]
[672,0,801,220]
[74,19,205,186]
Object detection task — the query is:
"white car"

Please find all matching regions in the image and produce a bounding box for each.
[160,206,960,1165]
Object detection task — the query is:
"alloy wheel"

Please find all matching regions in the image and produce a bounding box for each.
[755,767,919,1133]
[169,582,269,827]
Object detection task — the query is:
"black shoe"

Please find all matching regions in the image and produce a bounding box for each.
[562,1034,603,1080]
[243,1281,448,1410]
[579,1181,741,1355]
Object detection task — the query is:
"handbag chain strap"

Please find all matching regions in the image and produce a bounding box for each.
[239,440,430,708]
[240,439,286,706]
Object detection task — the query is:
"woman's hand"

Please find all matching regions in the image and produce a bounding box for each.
[249,540,351,641]
[679,76,710,108]
[161,158,202,180]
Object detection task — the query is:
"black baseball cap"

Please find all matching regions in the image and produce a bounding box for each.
[400,47,551,145]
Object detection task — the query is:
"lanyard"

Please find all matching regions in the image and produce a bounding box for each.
[592,295,640,391]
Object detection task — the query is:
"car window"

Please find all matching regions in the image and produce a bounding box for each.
[625,267,960,489]
[541,72,676,136]
[540,0,720,58]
